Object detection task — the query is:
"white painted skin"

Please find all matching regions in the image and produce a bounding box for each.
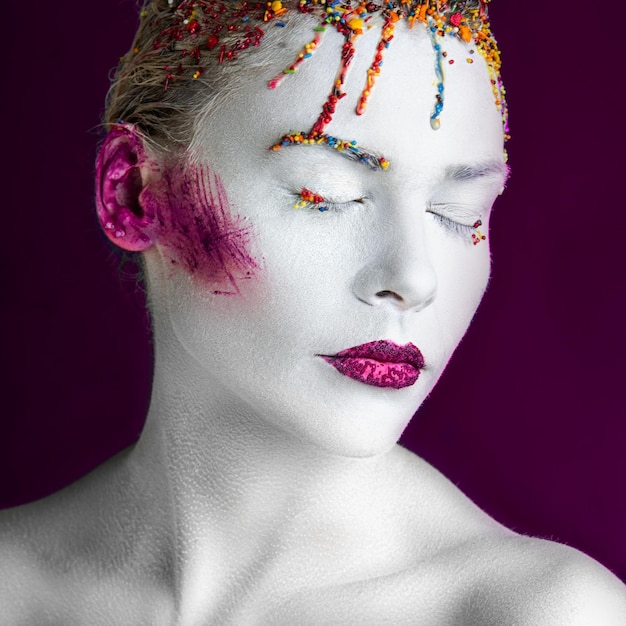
[2,18,626,626]
[151,22,502,460]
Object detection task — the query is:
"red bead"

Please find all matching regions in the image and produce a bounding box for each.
[450,12,462,27]
[186,20,200,34]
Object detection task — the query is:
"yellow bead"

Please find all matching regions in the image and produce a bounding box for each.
[271,1,282,11]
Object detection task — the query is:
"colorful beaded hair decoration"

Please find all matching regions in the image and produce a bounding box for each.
[150,0,508,165]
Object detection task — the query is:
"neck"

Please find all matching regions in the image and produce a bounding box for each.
[127,311,399,615]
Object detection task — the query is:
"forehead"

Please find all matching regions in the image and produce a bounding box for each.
[192,20,504,178]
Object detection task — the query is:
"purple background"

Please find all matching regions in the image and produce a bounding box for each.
[3,2,625,581]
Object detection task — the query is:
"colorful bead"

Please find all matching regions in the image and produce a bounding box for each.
[356,14,395,116]
[295,187,327,210]
[471,220,487,245]
[271,131,390,171]
[137,1,508,154]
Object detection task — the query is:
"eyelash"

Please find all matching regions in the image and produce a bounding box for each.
[294,188,364,213]
[427,205,484,237]
[428,213,477,236]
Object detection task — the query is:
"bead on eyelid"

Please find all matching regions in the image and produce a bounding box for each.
[294,187,327,211]
[472,220,487,245]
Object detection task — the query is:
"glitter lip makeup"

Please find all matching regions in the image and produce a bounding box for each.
[319,340,425,389]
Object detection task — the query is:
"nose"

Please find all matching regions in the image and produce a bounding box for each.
[351,217,438,313]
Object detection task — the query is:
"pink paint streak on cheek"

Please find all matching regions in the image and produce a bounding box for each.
[142,163,259,294]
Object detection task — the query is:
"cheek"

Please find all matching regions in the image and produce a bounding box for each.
[435,240,491,320]
[143,163,259,294]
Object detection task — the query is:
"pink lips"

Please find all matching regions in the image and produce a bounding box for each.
[319,340,425,389]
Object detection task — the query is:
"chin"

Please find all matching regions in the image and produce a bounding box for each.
[282,397,419,460]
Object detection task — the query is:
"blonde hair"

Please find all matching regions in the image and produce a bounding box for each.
[105,1,311,156]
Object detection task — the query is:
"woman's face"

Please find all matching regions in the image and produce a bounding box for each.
[145,21,507,457]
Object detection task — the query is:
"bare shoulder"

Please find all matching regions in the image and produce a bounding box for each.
[265,533,626,625]
[555,552,626,624]
[391,446,626,624]
[266,448,626,625]
[0,450,127,557]
[0,496,78,623]
[462,534,626,625]
[0,460,113,622]
[0,451,174,624]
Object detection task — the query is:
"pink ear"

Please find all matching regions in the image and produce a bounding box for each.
[95,125,157,252]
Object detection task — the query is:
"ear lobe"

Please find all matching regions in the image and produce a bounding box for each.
[95,124,158,252]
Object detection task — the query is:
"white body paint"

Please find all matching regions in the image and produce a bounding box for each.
[1,19,625,625]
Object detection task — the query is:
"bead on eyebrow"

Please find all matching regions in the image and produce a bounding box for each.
[271,132,390,170]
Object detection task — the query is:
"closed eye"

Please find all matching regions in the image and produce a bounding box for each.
[427,203,484,237]
[429,213,477,236]
[294,188,366,213]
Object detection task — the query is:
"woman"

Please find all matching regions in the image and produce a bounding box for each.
[2,1,625,623]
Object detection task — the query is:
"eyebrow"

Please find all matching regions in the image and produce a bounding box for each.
[271,133,511,184]
[445,161,511,184]
[270,132,389,171]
